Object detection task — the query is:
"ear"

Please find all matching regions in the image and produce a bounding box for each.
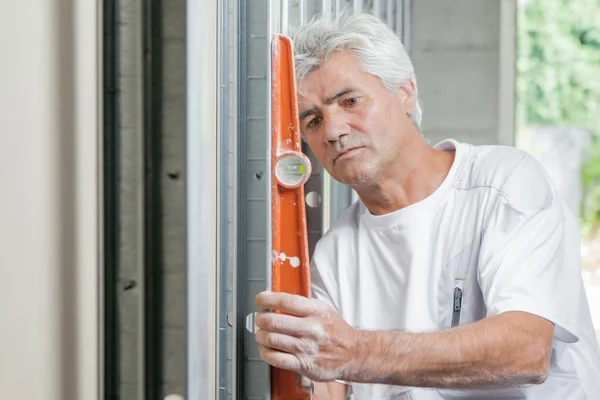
[397,80,417,116]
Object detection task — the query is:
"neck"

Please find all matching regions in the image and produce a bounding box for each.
[354,136,455,216]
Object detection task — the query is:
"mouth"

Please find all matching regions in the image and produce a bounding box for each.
[334,147,364,163]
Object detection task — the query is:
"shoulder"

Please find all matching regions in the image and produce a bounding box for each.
[458,143,556,211]
[309,200,362,300]
[314,200,362,255]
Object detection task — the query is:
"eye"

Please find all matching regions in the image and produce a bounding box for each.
[344,97,360,107]
[306,117,322,129]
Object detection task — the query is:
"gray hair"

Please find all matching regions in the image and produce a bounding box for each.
[290,11,423,128]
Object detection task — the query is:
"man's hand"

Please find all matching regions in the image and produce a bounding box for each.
[254,291,358,382]
[254,292,553,390]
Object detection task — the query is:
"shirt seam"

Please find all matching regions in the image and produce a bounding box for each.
[452,184,552,214]
[452,152,555,213]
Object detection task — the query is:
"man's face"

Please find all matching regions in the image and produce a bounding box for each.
[297,51,415,187]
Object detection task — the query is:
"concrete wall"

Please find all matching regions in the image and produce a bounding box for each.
[117,0,144,397]
[117,0,187,397]
[411,0,514,146]
[518,126,592,219]
[161,0,187,396]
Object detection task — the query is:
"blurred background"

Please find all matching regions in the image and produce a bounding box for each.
[0,1,599,399]
[515,0,600,348]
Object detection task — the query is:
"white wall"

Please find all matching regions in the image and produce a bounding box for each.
[0,1,100,399]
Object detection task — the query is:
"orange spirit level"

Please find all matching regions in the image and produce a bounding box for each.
[270,34,313,399]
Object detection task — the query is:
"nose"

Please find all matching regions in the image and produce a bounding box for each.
[323,111,351,143]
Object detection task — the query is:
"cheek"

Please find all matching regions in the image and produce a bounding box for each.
[306,138,328,163]
[350,104,384,135]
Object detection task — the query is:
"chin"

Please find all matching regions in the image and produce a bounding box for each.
[328,158,380,186]
[336,169,378,187]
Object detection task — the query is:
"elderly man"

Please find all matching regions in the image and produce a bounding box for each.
[254,12,600,400]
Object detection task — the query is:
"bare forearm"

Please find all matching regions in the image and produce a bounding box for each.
[346,312,552,389]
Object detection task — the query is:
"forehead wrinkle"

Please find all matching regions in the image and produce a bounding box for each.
[298,86,358,121]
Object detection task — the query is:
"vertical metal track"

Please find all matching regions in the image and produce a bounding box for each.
[217,0,230,399]
[322,0,332,18]
[372,0,381,18]
[235,0,249,396]
[266,0,275,322]
[395,0,403,38]
[103,0,120,399]
[299,0,307,25]
[187,0,218,398]
[229,0,240,397]
[236,0,271,398]
[321,173,332,234]
[386,0,394,29]
[143,0,164,397]
[281,0,289,35]
[402,0,412,53]
[300,4,329,256]
[266,3,274,399]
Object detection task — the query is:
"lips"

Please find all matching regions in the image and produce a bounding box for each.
[334,146,364,163]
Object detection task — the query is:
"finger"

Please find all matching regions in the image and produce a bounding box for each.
[299,375,313,391]
[256,291,320,317]
[255,329,300,353]
[256,329,318,355]
[255,311,325,338]
[258,344,301,372]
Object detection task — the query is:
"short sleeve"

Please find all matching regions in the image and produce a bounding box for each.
[478,161,582,344]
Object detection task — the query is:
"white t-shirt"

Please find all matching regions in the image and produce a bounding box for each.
[310,139,600,399]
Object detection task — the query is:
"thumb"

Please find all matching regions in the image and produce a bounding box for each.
[299,374,314,392]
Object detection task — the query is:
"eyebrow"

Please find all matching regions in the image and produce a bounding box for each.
[299,87,357,121]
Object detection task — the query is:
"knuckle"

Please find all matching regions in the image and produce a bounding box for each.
[313,299,334,317]
[297,339,318,355]
[254,313,265,328]
[308,324,327,341]
[298,356,316,375]
[255,329,267,345]
[269,315,282,330]
[255,312,278,330]
[313,298,327,310]
[281,296,296,311]
[265,332,278,348]
[255,292,267,307]
[257,345,267,360]
[281,357,298,372]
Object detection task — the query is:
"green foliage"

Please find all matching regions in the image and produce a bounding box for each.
[517,0,600,236]
[517,0,600,129]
